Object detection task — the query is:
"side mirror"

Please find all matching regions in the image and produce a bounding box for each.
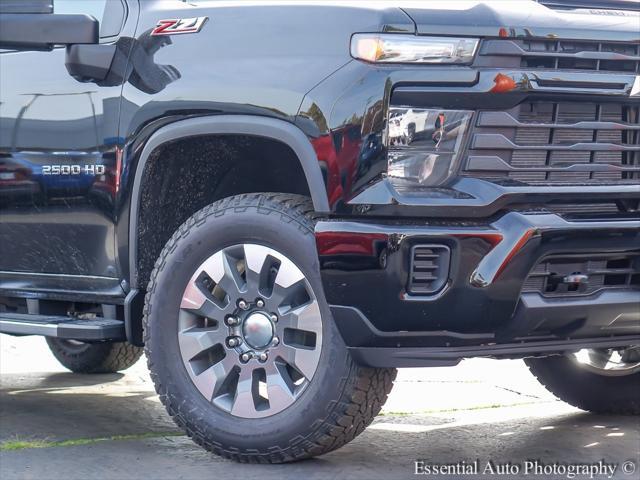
[0,6,98,50]
[66,44,117,83]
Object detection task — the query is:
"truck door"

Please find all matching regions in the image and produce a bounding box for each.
[0,0,135,297]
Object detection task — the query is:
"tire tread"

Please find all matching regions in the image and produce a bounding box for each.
[46,338,142,374]
[525,356,640,415]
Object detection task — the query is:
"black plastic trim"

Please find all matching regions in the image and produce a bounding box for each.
[129,115,330,289]
[65,44,117,82]
[350,335,640,368]
[499,290,640,340]
[0,271,125,303]
[331,285,640,353]
[331,305,496,349]
[124,289,144,346]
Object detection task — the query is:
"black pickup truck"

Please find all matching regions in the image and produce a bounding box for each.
[0,0,638,463]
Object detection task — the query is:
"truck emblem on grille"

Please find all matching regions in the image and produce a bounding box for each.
[151,17,208,36]
[631,76,640,97]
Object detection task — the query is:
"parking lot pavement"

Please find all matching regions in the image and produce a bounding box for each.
[1,334,639,480]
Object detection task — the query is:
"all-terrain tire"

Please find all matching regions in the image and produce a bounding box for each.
[46,338,143,373]
[143,193,397,463]
[525,355,640,415]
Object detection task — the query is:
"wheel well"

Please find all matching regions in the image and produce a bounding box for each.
[134,134,311,289]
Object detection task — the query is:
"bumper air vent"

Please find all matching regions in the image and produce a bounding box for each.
[522,252,640,297]
[408,245,450,295]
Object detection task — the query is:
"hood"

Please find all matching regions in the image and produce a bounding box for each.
[400,0,640,42]
[538,0,640,11]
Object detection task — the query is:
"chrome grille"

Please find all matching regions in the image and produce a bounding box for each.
[522,253,640,297]
[543,202,621,216]
[464,101,640,185]
[479,39,640,74]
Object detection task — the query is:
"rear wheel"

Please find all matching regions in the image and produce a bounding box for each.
[525,346,640,415]
[144,193,396,463]
[46,338,142,373]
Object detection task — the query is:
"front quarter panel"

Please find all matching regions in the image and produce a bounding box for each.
[120,0,414,130]
[117,0,414,283]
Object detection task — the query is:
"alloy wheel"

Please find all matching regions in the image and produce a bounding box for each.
[178,244,323,418]
[571,346,640,377]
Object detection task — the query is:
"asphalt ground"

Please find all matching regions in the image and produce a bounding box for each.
[1,334,638,480]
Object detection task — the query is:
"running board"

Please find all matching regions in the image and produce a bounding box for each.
[0,313,125,341]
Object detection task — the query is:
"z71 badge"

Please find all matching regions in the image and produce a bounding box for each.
[151,17,208,36]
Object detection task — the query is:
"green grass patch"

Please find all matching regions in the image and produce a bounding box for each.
[0,440,51,451]
[1,431,184,452]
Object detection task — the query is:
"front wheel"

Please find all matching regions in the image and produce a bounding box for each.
[144,193,396,463]
[525,346,640,415]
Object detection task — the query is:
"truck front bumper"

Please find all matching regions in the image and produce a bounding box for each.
[316,212,640,366]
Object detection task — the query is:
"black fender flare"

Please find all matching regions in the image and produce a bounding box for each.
[128,114,329,289]
[124,115,330,345]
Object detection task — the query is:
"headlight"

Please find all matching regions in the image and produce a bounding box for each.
[387,108,472,187]
[351,34,478,64]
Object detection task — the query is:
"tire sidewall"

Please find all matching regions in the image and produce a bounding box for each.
[47,338,109,369]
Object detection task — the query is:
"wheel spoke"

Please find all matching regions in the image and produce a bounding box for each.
[195,249,246,297]
[182,295,235,320]
[264,362,297,410]
[178,327,226,362]
[189,352,237,403]
[278,344,320,380]
[273,258,305,292]
[278,300,322,335]
[587,349,611,369]
[210,354,239,402]
[604,350,622,370]
[180,278,210,311]
[217,250,246,296]
[180,276,235,319]
[230,366,259,417]
[242,244,271,297]
[269,257,308,307]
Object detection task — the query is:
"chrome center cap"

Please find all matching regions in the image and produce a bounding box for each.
[242,312,274,349]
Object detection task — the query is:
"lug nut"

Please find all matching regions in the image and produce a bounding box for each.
[227,337,240,348]
[258,352,268,362]
[226,316,240,326]
[240,353,251,363]
[238,299,249,310]
[270,314,278,323]
[271,336,280,346]
[256,298,265,308]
